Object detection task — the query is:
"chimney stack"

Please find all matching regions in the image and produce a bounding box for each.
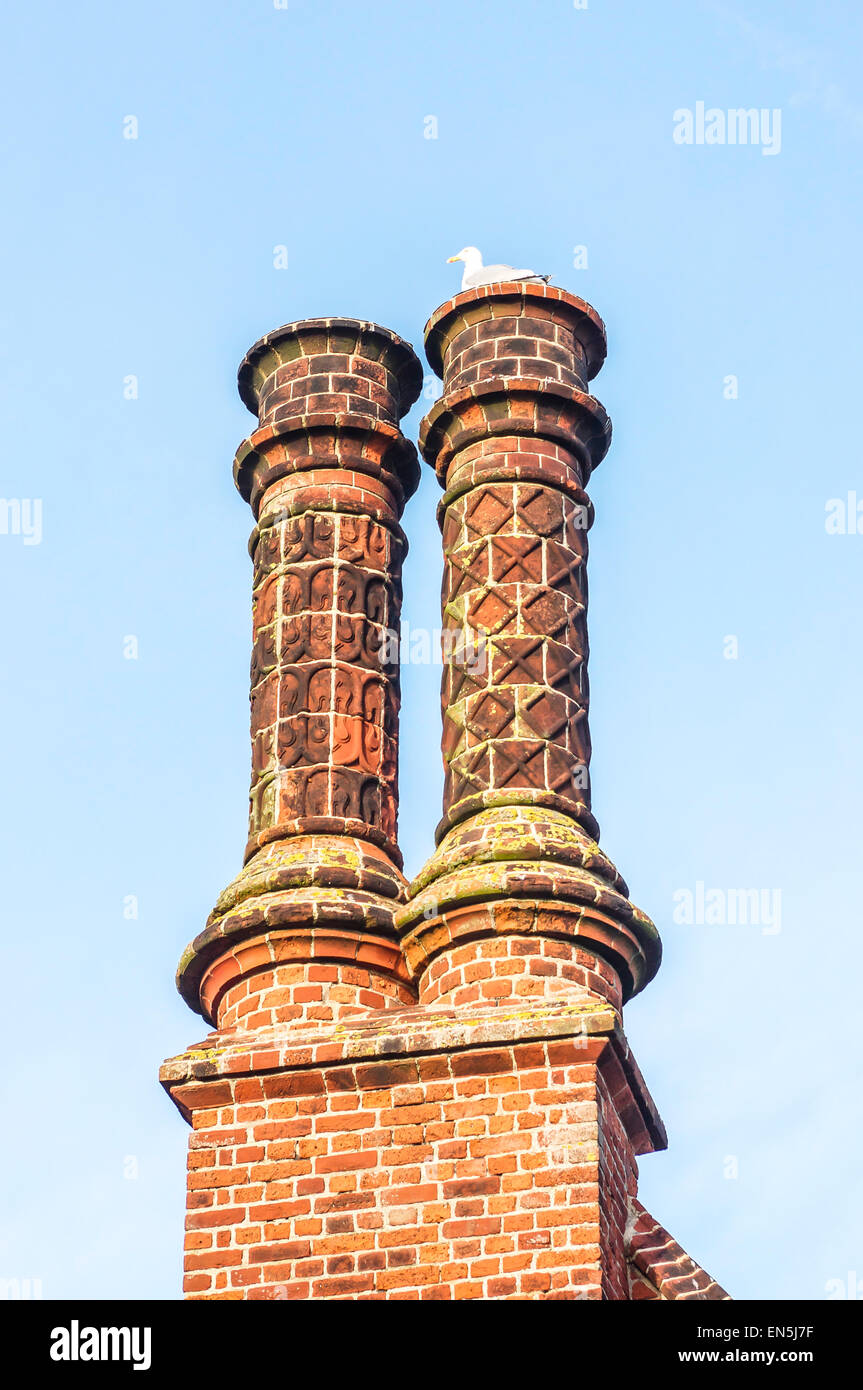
[161,290,727,1302]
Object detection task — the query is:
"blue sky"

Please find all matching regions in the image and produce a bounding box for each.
[1,0,861,1300]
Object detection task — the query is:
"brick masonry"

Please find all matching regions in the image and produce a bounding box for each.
[164,1002,668,1299]
[175,319,422,1032]
[162,290,728,1300]
[399,286,659,1006]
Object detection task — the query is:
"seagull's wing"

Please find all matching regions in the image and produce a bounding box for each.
[503,267,552,284]
[465,263,551,288]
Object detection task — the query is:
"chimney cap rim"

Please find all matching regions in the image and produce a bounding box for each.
[238,317,423,418]
[423,283,607,381]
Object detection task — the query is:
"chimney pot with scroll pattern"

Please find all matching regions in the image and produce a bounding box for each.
[176,318,423,1031]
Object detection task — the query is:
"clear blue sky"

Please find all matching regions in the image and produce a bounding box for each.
[1,0,861,1301]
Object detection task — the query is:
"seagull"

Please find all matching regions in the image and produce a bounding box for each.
[446,246,552,291]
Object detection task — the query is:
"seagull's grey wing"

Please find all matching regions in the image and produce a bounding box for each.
[505,267,552,284]
[466,264,551,287]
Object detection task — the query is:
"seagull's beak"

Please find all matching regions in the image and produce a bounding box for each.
[446,255,459,263]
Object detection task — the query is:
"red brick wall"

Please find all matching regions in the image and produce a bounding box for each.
[177,1036,638,1301]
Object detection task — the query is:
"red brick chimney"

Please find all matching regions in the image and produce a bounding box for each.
[399,285,660,1017]
[176,318,422,1034]
[161,295,728,1301]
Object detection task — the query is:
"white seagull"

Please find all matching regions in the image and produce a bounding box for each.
[446,246,551,291]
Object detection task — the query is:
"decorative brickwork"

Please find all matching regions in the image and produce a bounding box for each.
[162,293,728,1301]
[398,285,659,1008]
[176,320,422,1030]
